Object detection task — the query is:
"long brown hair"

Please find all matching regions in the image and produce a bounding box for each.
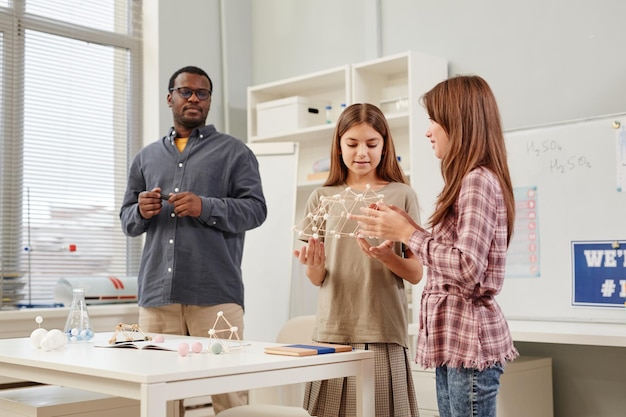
[421,75,515,245]
[324,103,407,186]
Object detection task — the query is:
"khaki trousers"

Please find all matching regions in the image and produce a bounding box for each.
[139,303,248,414]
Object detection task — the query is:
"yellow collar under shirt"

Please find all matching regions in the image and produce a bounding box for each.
[175,137,188,153]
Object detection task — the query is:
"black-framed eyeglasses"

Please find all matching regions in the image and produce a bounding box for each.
[169,87,211,100]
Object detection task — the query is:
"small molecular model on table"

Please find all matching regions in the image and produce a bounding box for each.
[176,311,245,356]
[207,310,244,354]
[108,322,152,344]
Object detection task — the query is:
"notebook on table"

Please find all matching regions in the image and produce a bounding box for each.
[264,343,352,356]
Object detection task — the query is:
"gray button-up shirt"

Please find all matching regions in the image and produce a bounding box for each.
[120,125,267,308]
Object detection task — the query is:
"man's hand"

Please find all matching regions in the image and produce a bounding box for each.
[169,192,202,217]
[138,187,163,219]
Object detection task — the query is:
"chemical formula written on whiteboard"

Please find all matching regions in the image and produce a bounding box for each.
[526,139,592,174]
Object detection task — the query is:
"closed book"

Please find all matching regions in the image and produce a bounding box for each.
[264,343,352,357]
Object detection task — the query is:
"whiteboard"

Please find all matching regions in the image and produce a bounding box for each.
[242,142,297,342]
[497,114,626,322]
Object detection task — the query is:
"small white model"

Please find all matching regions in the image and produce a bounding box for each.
[207,310,244,353]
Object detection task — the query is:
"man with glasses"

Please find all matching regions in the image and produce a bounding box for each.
[120,66,267,414]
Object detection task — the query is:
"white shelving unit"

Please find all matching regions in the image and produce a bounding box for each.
[245,50,447,323]
[248,65,350,190]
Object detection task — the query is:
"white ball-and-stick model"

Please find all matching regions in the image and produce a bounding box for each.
[30,315,67,351]
[292,184,384,240]
[108,322,152,345]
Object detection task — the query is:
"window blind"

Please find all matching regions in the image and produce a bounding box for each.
[0,0,143,307]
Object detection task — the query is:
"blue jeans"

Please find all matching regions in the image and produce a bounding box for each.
[435,363,503,417]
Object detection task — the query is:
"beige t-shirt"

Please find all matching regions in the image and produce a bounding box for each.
[303,182,421,347]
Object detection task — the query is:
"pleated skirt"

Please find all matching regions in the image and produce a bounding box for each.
[303,342,419,417]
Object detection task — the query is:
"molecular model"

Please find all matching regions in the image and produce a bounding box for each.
[292,184,384,240]
[108,323,152,345]
[207,311,244,354]
[30,316,67,351]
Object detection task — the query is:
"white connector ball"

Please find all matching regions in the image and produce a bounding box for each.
[30,328,48,348]
[40,329,67,351]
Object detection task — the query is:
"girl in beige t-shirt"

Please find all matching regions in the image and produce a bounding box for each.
[294,103,423,417]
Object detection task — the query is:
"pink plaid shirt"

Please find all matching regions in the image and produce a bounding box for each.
[410,167,518,370]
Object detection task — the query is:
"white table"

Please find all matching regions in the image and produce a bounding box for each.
[506,318,626,347]
[410,319,626,347]
[0,333,375,417]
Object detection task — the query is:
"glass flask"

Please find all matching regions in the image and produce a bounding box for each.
[63,288,94,341]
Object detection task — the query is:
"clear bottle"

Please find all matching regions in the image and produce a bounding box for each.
[325,105,333,124]
[63,288,94,341]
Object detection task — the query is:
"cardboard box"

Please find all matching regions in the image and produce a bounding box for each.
[257,96,328,137]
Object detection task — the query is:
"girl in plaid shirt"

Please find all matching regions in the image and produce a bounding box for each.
[352,75,519,417]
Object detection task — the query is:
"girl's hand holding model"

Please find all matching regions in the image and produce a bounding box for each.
[351,202,424,246]
[293,237,326,286]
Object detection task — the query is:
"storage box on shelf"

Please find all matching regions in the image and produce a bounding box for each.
[256,96,328,137]
[411,356,554,417]
[247,65,350,143]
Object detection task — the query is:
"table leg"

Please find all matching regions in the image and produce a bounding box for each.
[142,382,168,417]
[356,356,375,417]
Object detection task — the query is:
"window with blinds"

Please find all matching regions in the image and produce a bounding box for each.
[0,0,143,308]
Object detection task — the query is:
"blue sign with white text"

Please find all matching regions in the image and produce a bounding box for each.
[572,240,626,307]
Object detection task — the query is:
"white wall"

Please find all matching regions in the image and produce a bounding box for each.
[250,0,372,82]
[250,0,626,131]
[145,0,253,142]
[146,0,626,140]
